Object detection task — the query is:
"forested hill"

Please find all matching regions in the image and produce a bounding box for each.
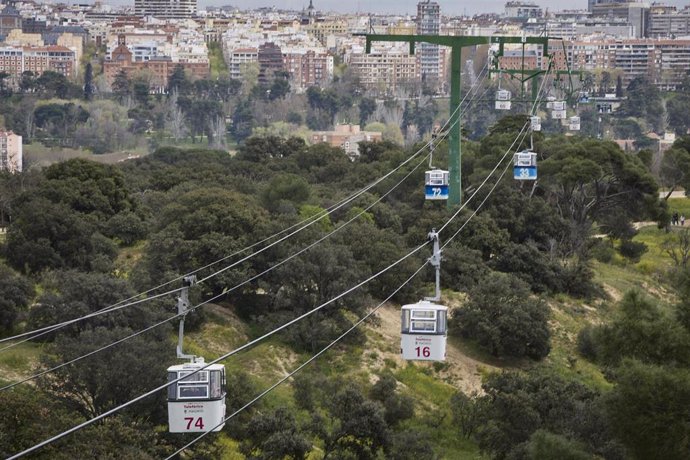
[2,120,690,459]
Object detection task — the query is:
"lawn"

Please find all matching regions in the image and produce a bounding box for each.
[667,196,690,220]
[0,341,43,386]
[23,143,147,167]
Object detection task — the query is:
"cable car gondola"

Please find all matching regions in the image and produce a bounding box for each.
[167,276,227,434]
[167,360,227,433]
[551,100,566,119]
[495,89,512,110]
[401,301,448,361]
[401,231,448,361]
[530,116,541,132]
[514,150,537,180]
[425,168,449,200]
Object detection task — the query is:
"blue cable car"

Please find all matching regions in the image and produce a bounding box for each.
[514,150,537,180]
[495,89,512,110]
[425,169,449,200]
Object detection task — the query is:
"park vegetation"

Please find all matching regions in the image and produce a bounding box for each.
[3,53,690,458]
[2,108,690,457]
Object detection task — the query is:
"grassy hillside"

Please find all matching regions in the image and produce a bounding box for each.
[3,200,687,458]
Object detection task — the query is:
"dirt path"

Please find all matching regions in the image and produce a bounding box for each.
[368,303,498,395]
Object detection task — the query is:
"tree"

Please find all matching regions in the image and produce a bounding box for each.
[387,430,436,460]
[0,71,10,96]
[615,75,623,98]
[83,62,94,101]
[471,371,619,460]
[132,78,150,108]
[666,94,690,136]
[43,158,133,217]
[268,75,290,100]
[359,97,377,127]
[370,374,414,426]
[18,71,35,93]
[606,360,690,460]
[452,271,551,359]
[4,199,98,273]
[589,290,690,367]
[112,69,131,98]
[259,239,370,352]
[322,385,389,459]
[600,71,612,96]
[659,148,690,199]
[260,173,311,212]
[0,263,34,333]
[167,64,190,95]
[538,137,659,254]
[39,326,170,419]
[73,100,137,154]
[231,98,255,143]
[619,76,664,132]
[36,71,77,99]
[241,408,311,459]
[526,430,591,460]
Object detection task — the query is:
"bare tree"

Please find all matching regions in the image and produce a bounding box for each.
[662,229,690,268]
[210,116,226,149]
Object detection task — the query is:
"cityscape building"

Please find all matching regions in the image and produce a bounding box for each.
[134,0,197,19]
[504,2,543,19]
[416,1,441,90]
[648,5,690,38]
[103,34,209,91]
[0,130,22,173]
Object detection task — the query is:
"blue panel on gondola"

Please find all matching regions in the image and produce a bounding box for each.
[514,166,537,180]
[425,184,449,200]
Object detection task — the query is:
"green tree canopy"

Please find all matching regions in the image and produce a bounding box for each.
[452,271,550,359]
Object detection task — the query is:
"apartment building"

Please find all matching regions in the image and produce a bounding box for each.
[348,49,419,93]
[283,49,333,89]
[416,0,441,87]
[0,131,22,173]
[258,42,284,84]
[0,45,75,83]
[310,124,382,158]
[504,1,543,19]
[550,39,690,90]
[134,0,197,19]
[103,35,208,91]
[647,6,690,38]
[304,20,348,48]
[227,47,258,80]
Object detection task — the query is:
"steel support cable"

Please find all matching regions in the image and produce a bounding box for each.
[5,65,497,455]
[0,71,496,389]
[6,106,511,456]
[166,139,525,460]
[0,149,433,392]
[436,120,530,235]
[0,146,421,349]
[165,158,517,459]
[0,66,491,350]
[438,60,554,236]
[165,262,429,460]
[5,241,429,460]
[169,66,533,459]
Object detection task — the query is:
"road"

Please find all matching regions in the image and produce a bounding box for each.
[661,190,687,199]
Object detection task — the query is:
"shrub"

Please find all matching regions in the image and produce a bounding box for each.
[576,325,598,361]
[590,239,615,263]
[618,239,647,262]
